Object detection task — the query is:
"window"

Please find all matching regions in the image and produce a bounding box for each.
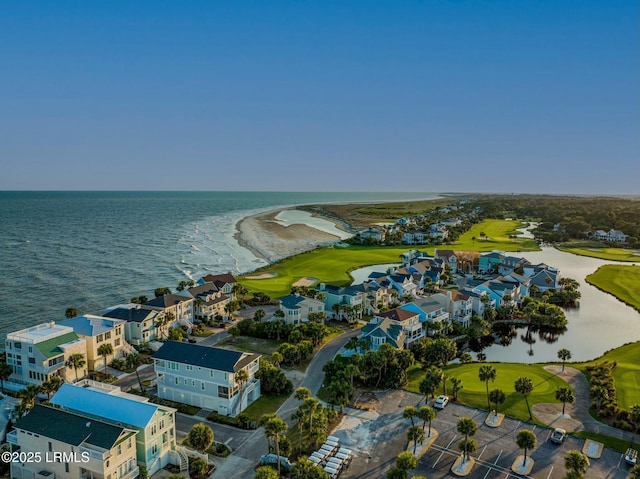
[151,424,157,435]
[218,386,229,398]
[117,444,122,455]
[174,377,179,385]
[192,380,195,387]
[128,438,132,448]
[186,365,192,371]
[65,463,69,473]
[105,331,111,340]
[151,444,158,456]
[184,378,187,385]
[97,334,104,343]
[15,342,21,350]
[28,357,35,364]
[48,442,52,452]
[201,383,205,391]
[28,346,32,353]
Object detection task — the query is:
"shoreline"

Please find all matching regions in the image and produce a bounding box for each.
[234,207,352,265]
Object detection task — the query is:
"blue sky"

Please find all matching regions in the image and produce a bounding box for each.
[1,1,638,193]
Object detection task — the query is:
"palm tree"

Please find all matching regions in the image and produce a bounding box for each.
[343,363,360,388]
[260,414,288,476]
[488,388,506,414]
[270,351,283,368]
[451,377,464,401]
[97,343,114,374]
[65,353,86,382]
[458,438,477,462]
[516,429,536,467]
[557,348,572,372]
[18,384,41,408]
[515,376,534,419]
[154,314,169,339]
[456,417,478,460]
[65,307,78,318]
[187,423,214,453]
[556,387,575,415]
[331,303,342,320]
[0,362,13,393]
[254,309,266,322]
[478,365,497,409]
[418,405,437,437]
[629,464,640,479]
[408,425,425,454]
[41,376,64,400]
[403,406,418,427]
[563,450,589,476]
[126,353,144,391]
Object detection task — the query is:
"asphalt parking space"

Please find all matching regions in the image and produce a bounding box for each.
[412,402,630,479]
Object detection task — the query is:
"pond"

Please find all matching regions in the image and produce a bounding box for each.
[349,247,640,362]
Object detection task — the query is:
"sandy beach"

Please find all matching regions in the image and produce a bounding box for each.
[234,208,352,264]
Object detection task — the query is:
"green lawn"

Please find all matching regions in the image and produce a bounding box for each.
[573,341,640,410]
[405,362,571,423]
[557,244,640,262]
[241,393,289,422]
[585,265,640,312]
[572,431,630,454]
[238,245,413,297]
[450,219,540,252]
[217,336,281,356]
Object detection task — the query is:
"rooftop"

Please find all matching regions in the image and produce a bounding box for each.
[154,341,260,373]
[59,315,125,337]
[6,322,75,343]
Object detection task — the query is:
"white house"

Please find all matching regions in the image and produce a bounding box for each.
[104,304,161,346]
[5,322,87,386]
[8,405,139,479]
[278,294,326,325]
[373,308,423,345]
[51,382,177,475]
[153,341,261,417]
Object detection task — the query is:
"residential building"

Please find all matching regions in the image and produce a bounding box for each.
[153,341,261,417]
[357,227,386,243]
[59,315,129,371]
[360,318,406,351]
[143,294,194,333]
[179,283,230,322]
[198,272,237,295]
[51,382,177,475]
[316,284,364,320]
[434,249,458,273]
[8,405,139,479]
[373,308,423,345]
[442,289,473,327]
[278,294,325,325]
[478,251,505,274]
[400,294,451,335]
[104,304,160,345]
[592,229,628,242]
[402,230,427,245]
[5,322,87,386]
[498,255,529,275]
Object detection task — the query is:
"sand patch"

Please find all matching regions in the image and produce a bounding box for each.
[245,273,277,280]
[582,439,603,459]
[511,456,534,475]
[292,276,318,287]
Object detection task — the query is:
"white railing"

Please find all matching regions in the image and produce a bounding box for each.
[119,466,139,479]
[6,430,18,445]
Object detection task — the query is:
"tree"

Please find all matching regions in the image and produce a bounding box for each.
[407,425,425,453]
[65,353,86,382]
[488,389,506,414]
[558,348,572,372]
[229,326,241,342]
[563,450,589,476]
[97,343,114,374]
[254,309,266,323]
[630,404,640,447]
[271,351,283,368]
[326,381,352,414]
[289,458,330,479]
[480,231,487,241]
[126,352,144,391]
[516,429,536,467]
[187,423,214,453]
[451,377,464,401]
[154,287,171,297]
[65,307,78,318]
[260,414,288,476]
[629,464,640,479]
[478,365,497,409]
[254,467,279,479]
[343,363,360,388]
[515,377,535,419]
[556,387,575,415]
[419,369,441,403]
[18,384,41,408]
[189,458,208,478]
[396,450,417,472]
[403,406,419,427]
[41,376,64,400]
[456,417,478,460]
[0,361,13,394]
[418,405,437,437]
[458,438,477,462]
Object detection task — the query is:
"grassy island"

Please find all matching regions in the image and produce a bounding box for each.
[585,264,640,312]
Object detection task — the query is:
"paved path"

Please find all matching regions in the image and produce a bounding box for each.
[539,365,634,441]
[211,327,361,479]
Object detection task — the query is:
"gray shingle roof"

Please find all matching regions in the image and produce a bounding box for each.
[153,341,260,373]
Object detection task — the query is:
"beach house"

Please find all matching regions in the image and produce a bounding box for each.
[59,315,130,371]
[142,294,194,334]
[51,382,177,475]
[103,304,161,345]
[8,405,139,479]
[153,341,261,416]
[278,293,326,325]
[5,322,87,386]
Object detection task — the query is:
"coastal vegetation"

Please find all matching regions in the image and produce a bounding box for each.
[448,219,539,252]
[585,265,640,311]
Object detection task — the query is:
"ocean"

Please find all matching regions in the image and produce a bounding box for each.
[0,191,437,341]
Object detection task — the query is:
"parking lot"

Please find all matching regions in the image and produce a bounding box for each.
[338,390,632,479]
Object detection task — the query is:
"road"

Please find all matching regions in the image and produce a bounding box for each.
[211,327,361,479]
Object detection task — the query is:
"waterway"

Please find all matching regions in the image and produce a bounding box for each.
[349,247,640,362]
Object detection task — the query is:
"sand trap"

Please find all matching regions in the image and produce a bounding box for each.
[245,273,277,279]
[293,276,318,287]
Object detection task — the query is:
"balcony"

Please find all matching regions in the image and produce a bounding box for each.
[428,312,450,323]
[6,430,18,445]
[79,446,110,461]
[119,466,140,479]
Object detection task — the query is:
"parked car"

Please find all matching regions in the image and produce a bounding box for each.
[434,395,449,409]
[260,454,292,470]
[549,428,566,444]
[625,448,638,466]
